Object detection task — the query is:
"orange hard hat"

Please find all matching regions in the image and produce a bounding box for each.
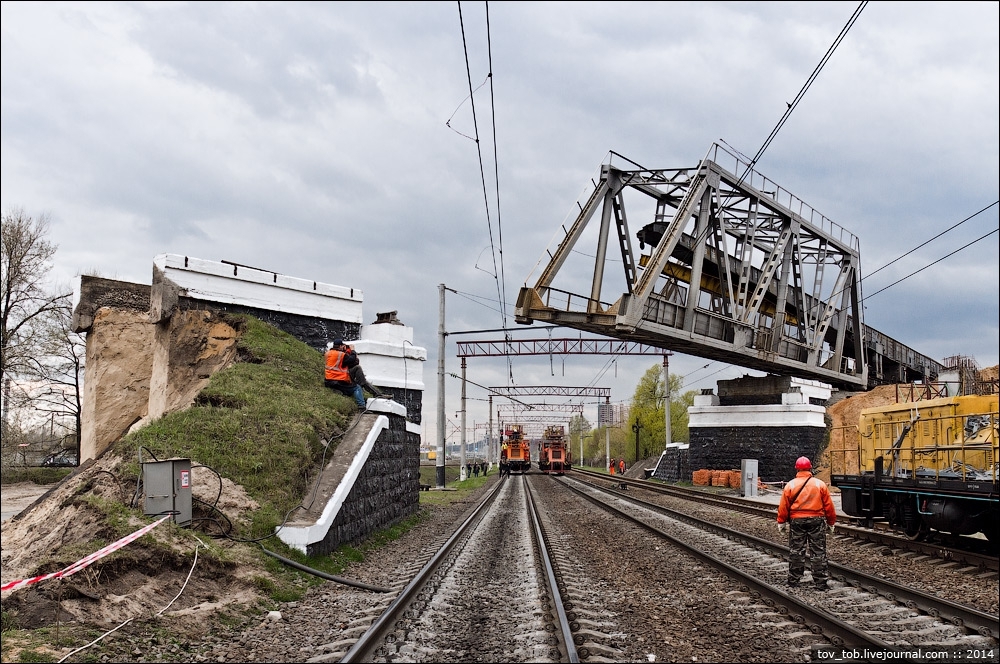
[795,456,812,471]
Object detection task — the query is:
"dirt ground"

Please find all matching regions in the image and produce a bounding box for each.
[0,455,267,664]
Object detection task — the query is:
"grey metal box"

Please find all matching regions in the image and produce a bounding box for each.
[143,458,192,526]
[741,459,759,498]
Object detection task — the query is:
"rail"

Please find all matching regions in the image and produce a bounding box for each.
[572,468,999,571]
[339,478,506,662]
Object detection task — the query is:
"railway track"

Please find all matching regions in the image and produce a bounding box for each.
[339,474,578,663]
[572,468,999,572]
[558,473,999,653]
[295,471,997,662]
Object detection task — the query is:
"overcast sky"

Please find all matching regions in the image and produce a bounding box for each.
[3,1,998,448]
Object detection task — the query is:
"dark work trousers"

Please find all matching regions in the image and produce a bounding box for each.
[787,517,829,587]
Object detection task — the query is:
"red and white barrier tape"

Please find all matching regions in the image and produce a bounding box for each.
[1,514,172,593]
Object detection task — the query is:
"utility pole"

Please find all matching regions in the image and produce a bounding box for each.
[605,396,611,473]
[663,353,673,448]
[632,418,641,464]
[460,357,467,481]
[436,284,446,488]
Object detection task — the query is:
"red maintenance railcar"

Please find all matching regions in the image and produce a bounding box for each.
[538,425,571,475]
[501,424,531,474]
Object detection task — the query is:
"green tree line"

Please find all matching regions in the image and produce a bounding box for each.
[574,364,697,468]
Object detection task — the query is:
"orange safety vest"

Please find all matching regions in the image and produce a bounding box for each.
[619,460,625,473]
[777,470,837,524]
[324,349,351,382]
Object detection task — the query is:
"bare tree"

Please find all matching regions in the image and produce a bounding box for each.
[24,298,84,460]
[1,208,70,457]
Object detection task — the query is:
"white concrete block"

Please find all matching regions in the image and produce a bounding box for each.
[153,254,363,323]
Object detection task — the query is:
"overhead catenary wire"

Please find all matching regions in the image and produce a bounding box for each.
[861,227,999,302]
[454,0,876,402]
[610,2,867,341]
[455,1,514,387]
[644,1,868,281]
[484,3,510,335]
[667,1,986,325]
[448,0,981,431]
[863,201,998,282]
[739,1,868,183]
[819,201,999,306]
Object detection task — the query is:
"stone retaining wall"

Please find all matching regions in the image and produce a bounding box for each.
[651,445,690,482]
[688,425,828,482]
[308,409,420,556]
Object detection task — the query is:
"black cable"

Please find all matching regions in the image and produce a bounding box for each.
[300,412,368,513]
[816,202,999,307]
[189,505,233,538]
[501,3,867,395]
[91,469,126,503]
[122,453,391,592]
[192,464,224,516]
[258,546,391,593]
[739,1,868,183]
[456,2,499,324]
[211,410,370,545]
[863,201,998,282]
[484,1,515,386]
[861,228,998,302]
[456,1,516,388]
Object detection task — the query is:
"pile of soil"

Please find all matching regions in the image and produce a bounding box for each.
[0,456,266,662]
[1,307,268,662]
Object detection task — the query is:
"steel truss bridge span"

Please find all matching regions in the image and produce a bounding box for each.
[514,142,943,390]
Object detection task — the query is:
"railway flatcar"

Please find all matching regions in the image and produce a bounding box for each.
[538,425,570,475]
[501,424,531,474]
[830,393,998,543]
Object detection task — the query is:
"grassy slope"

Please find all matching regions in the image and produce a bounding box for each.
[114,314,358,538]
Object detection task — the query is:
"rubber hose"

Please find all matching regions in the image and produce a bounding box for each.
[259,547,391,593]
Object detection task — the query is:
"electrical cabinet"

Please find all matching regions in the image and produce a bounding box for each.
[143,458,192,526]
[741,458,759,498]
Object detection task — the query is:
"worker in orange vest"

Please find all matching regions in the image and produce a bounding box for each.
[609,457,616,475]
[777,456,837,590]
[324,339,365,409]
[618,458,626,475]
